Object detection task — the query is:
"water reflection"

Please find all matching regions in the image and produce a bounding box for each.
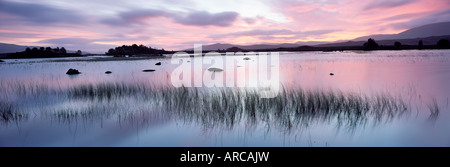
[1,50,449,146]
[1,82,420,133]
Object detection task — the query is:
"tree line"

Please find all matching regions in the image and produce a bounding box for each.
[363,38,450,50]
[5,47,83,59]
[105,44,173,56]
[221,38,450,53]
[3,39,450,59]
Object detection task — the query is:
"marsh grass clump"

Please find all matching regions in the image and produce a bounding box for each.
[48,105,116,125]
[0,102,28,124]
[427,98,440,122]
[0,82,438,131]
[60,82,413,129]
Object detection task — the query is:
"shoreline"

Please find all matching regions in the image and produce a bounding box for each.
[2,48,450,63]
[0,55,168,63]
[44,55,167,62]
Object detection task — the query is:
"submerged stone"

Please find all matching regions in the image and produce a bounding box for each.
[66,68,80,75]
[207,67,223,72]
[143,69,156,72]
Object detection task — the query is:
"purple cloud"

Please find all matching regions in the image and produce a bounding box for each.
[0,0,84,24]
[38,38,93,45]
[37,38,116,53]
[211,29,294,38]
[243,18,257,24]
[364,0,418,10]
[388,9,450,29]
[0,32,40,38]
[210,29,339,39]
[381,12,426,21]
[101,9,239,27]
[101,9,167,26]
[172,11,239,27]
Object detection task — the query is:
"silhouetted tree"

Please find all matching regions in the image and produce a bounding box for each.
[60,47,67,54]
[9,46,84,59]
[106,49,116,55]
[106,44,168,56]
[76,50,82,55]
[418,40,423,47]
[437,39,449,48]
[394,41,401,47]
[363,38,379,49]
[53,47,60,53]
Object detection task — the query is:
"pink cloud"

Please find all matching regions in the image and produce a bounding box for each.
[267,0,450,40]
[0,0,449,52]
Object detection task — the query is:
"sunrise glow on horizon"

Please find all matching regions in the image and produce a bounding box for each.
[1,0,450,52]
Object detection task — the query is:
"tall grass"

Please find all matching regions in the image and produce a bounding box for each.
[427,98,440,122]
[0,102,28,125]
[0,81,420,131]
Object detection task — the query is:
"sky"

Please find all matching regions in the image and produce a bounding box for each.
[1,0,450,53]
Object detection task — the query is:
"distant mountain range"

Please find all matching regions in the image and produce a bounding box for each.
[186,41,326,51]
[0,43,39,54]
[1,21,450,54]
[353,22,450,41]
[0,43,84,54]
[316,35,450,47]
[186,21,450,50]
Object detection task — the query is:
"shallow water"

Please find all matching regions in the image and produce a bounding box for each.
[1,50,449,146]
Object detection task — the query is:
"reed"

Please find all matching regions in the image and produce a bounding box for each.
[0,82,435,131]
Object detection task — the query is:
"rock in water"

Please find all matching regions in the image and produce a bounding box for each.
[105,71,112,74]
[66,68,80,75]
[0,60,5,62]
[155,62,161,65]
[143,69,156,72]
[243,57,250,60]
[329,73,334,76]
[208,67,223,72]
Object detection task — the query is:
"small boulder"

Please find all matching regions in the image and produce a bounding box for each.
[243,57,250,60]
[155,62,161,65]
[208,67,223,72]
[142,69,156,72]
[105,71,112,74]
[66,68,80,75]
[329,73,334,76]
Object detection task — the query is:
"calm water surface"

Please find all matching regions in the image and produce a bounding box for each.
[1,50,449,146]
